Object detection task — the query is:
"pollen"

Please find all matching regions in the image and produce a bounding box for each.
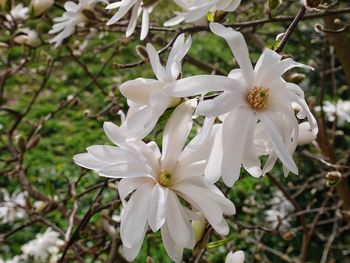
[247,86,270,111]
[158,170,173,187]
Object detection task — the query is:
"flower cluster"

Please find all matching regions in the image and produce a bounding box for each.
[74,20,317,261]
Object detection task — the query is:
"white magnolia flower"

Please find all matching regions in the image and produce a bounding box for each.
[315,100,350,126]
[0,190,26,224]
[6,4,29,22]
[13,28,40,47]
[118,33,191,139]
[165,0,241,26]
[30,0,54,17]
[165,22,318,187]
[49,0,108,47]
[226,250,245,263]
[74,100,235,262]
[21,227,64,262]
[265,191,294,229]
[106,0,156,40]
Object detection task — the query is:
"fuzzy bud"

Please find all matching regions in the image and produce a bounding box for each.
[30,0,54,17]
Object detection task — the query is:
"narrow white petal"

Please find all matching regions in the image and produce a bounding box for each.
[98,162,154,179]
[86,145,141,164]
[209,22,254,86]
[161,101,193,171]
[161,224,183,263]
[120,184,152,248]
[221,109,254,187]
[148,184,169,232]
[164,75,242,97]
[118,177,154,203]
[73,153,106,170]
[259,113,298,174]
[146,43,169,82]
[166,191,195,248]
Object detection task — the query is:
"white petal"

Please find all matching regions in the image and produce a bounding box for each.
[258,112,298,174]
[140,8,149,40]
[86,145,141,164]
[161,224,183,263]
[146,43,169,82]
[196,91,246,117]
[103,122,128,147]
[148,184,169,232]
[161,101,193,171]
[221,108,254,187]
[120,184,152,248]
[209,22,254,86]
[73,153,106,170]
[119,78,165,105]
[166,191,195,248]
[164,75,242,97]
[98,162,154,179]
[125,1,141,37]
[204,124,224,184]
[118,177,154,203]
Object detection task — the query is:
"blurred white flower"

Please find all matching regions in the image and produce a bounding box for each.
[118,33,191,139]
[49,0,108,47]
[265,191,294,229]
[315,100,350,126]
[225,250,245,263]
[165,0,241,26]
[74,100,235,262]
[6,4,29,22]
[0,190,26,224]
[21,227,64,262]
[30,0,54,17]
[165,22,318,186]
[0,255,27,263]
[13,28,40,47]
[106,0,156,40]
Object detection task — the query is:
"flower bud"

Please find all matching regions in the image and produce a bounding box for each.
[30,0,54,17]
[325,171,341,187]
[281,231,295,241]
[301,0,322,10]
[225,250,245,263]
[192,215,206,242]
[13,29,40,47]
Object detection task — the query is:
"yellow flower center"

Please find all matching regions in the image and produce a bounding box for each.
[247,86,270,111]
[158,170,173,187]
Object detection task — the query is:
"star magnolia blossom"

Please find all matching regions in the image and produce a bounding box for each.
[49,0,108,47]
[21,228,64,262]
[6,4,29,22]
[0,190,26,224]
[74,100,235,262]
[118,33,191,139]
[165,22,318,187]
[165,0,241,26]
[106,0,157,40]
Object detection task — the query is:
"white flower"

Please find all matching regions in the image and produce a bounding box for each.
[165,0,241,26]
[225,250,245,263]
[30,0,54,17]
[0,255,27,263]
[74,100,235,262]
[265,191,294,229]
[165,22,318,186]
[21,228,64,262]
[315,100,350,126]
[0,189,26,224]
[6,4,29,22]
[49,0,108,47]
[13,28,40,47]
[118,33,191,139]
[106,0,156,40]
